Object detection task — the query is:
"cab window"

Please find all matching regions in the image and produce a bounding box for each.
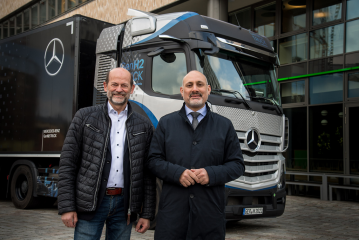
[152,52,187,95]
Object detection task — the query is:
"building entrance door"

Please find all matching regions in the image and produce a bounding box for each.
[344,102,359,176]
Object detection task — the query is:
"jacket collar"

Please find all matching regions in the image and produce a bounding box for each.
[102,99,133,119]
[178,102,211,124]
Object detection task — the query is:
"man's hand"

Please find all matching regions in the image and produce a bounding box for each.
[61,211,78,228]
[191,168,209,185]
[135,218,150,234]
[179,169,199,187]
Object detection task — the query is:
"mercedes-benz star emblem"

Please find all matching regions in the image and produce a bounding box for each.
[245,128,261,152]
[44,38,64,76]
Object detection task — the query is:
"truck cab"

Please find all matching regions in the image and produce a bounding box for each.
[94,9,288,221]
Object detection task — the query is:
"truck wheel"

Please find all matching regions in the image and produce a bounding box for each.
[10,165,38,209]
[149,178,162,230]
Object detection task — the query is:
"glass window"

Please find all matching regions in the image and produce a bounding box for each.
[310,24,344,59]
[278,62,307,78]
[195,50,281,105]
[31,5,39,27]
[349,106,359,174]
[283,107,307,171]
[347,0,359,20]
[39,0,46,24]
[58,0,66,14]
[68,0,78,10]
[281,0,306,33]
[281,80,305,104]
[254,2,276,37]
[313,0,342,26]
[24,9,30,31]
[9,18,15,36]
[309,104,343,173]
[279,33,307,64]
[152,52,187,95]
[348,72,359,98]
[346,19,359,53]
[3,21,8,38]
[309,73,343,104]
[309,56,343,73]
[345,52,359,68]
[16,14,22,35]
[48,0,56,19]
[229,7,251,29]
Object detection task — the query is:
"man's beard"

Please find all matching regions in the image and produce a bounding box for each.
[187,92,203,108]
[107,90,129,105]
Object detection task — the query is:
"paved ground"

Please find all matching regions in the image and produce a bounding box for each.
[0,196,358,240]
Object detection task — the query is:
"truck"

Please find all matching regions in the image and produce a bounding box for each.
[0,8,288,225]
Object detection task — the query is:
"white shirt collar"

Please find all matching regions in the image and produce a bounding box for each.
[185,104,207,117]
[107,101,128,115]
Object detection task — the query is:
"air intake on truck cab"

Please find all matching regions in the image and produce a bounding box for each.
[93,53,117,105]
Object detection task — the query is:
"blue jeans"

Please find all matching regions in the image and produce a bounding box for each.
[74,194,132,240]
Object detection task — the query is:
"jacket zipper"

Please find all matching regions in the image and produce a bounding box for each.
[85,124,100,132]
[91,117,111,211]
[132,131,146,136]
[125,111,133,215]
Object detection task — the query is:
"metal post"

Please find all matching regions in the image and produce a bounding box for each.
[207,0,228,21]
[322,174,328,200]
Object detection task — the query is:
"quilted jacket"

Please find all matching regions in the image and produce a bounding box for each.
[58,101,156,220]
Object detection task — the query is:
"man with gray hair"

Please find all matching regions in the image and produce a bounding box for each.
[147,70,245,239]
[58,67,156,239]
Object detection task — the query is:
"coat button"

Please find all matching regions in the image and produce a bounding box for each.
[190,194,194,198]
[107,161,110,164]
[104,179,107,182]
[193,141,197,145]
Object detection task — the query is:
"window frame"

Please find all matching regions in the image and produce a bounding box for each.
[143,43,192,100]
[280,78,309,107]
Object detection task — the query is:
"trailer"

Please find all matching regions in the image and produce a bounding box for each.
[0,15,113,207]
[1,9,288,225]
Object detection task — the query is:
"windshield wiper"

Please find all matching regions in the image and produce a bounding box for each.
[251,96,283,115]
[212,89,252,110]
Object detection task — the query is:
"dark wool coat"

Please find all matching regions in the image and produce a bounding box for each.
[147,103,245,240]
[58,101,156,221]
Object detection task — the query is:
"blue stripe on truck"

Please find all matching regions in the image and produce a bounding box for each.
[132,12,198,45]
[129,100,158,128]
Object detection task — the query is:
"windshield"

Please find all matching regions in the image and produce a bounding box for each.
[195,49,281,106]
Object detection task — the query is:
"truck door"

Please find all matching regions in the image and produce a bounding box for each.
[139,43,192,128]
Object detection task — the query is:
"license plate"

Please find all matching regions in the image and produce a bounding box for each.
[243,207,263,215]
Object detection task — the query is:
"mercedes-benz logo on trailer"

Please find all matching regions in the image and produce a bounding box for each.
[245,128,261,152]
[44,38,64,76]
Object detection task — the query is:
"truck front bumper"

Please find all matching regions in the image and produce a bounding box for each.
[225,186,286,220]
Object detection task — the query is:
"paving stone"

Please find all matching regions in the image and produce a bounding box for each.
[0,196,358,239]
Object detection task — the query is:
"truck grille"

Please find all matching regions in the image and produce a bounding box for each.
[237,131,282,185]
[214,105,284,185]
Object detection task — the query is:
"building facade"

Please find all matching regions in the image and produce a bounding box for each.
[1,0,358,201]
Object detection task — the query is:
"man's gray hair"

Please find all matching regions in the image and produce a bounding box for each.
[182,70,208,86]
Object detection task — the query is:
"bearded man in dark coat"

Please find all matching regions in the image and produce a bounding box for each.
[147,70,245,240]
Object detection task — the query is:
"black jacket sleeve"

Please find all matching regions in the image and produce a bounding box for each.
[204,122,245,186]
[139,124,157,220]
[58,110,85,215]
[146,120,187,185]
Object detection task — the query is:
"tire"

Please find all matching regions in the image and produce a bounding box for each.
[10,165,39,209]
[149,178,162,230]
